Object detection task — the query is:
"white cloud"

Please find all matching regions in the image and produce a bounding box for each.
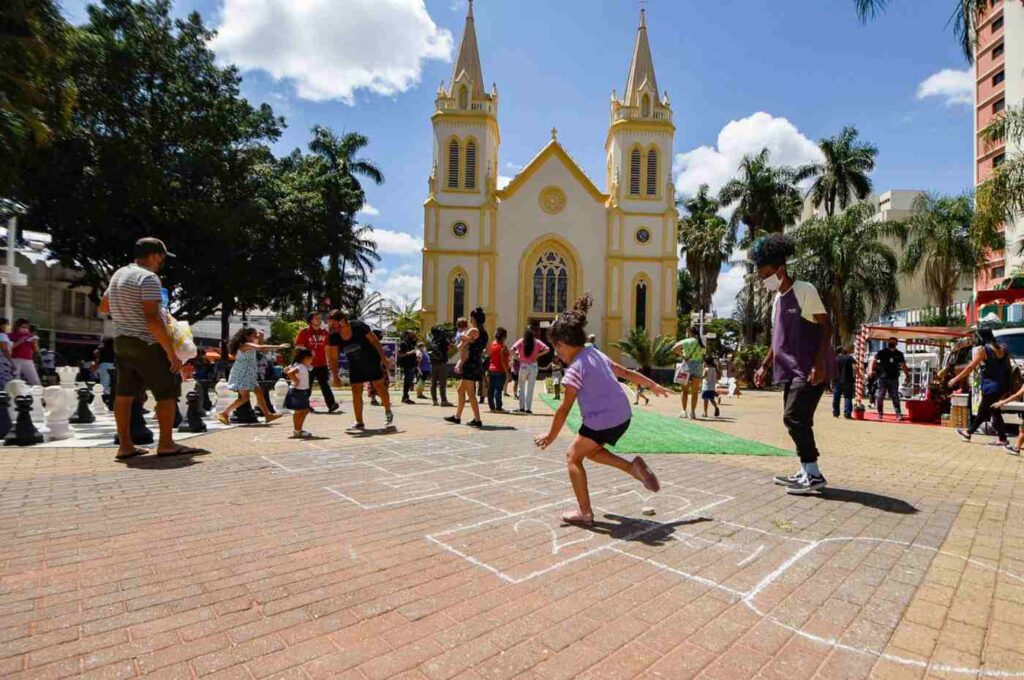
[916,68,973,106]
[212,0,453,104]
[368,228,423,256]
[368,263,422,303]
[358,203,380,217]
[497,175,512,190]
[711,265,747,319]
[673,112,823,200]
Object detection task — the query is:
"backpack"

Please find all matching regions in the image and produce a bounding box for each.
[427,327,450,364]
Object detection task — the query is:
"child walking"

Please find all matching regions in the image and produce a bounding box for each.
[550,358,564,400]
[701,356,720,418]
[752,234,833,495]
[535,294,667,526]
[218,328,288,425]
[633,367,651,406]
[284,348,315,439]
[416,342,430,399]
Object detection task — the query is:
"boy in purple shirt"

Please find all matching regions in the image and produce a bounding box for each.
[752,234,833,495]
[534,294,668,526]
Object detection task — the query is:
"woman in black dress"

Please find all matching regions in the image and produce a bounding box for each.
[326,310,394,430]
[445,307,488,428]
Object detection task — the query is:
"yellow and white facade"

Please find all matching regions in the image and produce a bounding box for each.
[421,3,678,356]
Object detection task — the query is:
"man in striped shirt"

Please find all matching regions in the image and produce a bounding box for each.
[99,238,194,459]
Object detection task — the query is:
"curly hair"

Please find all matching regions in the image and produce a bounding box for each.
[549,294,592,347]
[750,233,796,268]
[228,327,257,355]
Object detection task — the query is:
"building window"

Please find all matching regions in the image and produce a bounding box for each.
[993,70,1005,86]
[993,16,1004,32]
[641,94,651,118]
[532,251,569,314]
[646,148,658,196]
[61,289,73,315]
[447,139,460,189]
[993,266,1005,279]
[994,42,1005,58]
[465,140,477,190]
[458,85,469,110]
[634,280,648,330]
[995,153,1006,167]
[452,274,465,323]
[74,294,87,318]
[629,148,641,196]
[994,98,1005,113]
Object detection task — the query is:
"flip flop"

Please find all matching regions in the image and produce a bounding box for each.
[561,508,594,526]
[633,456,661,493]
[115,448,148,460]
[156,446,204,457]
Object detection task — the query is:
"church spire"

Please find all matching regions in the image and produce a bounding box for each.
[450,0,486,100]
[623,8,659,104]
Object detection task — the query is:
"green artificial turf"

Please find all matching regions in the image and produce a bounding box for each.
[539,395,791,456]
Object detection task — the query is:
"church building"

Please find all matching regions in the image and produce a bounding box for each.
[420,2,678,356]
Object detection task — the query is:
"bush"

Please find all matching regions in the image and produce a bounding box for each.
[733,344,770,386]
[270,319,306,346]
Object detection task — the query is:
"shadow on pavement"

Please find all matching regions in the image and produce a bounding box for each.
[583,515,713,546]
[117,455,204,470]
[817,487,918,514]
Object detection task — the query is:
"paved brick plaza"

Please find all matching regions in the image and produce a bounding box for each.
[1,392,1023,679]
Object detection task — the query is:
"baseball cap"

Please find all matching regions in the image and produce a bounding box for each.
[134,237,176,259]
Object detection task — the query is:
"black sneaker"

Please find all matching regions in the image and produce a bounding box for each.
[440,402,454,408]
[1006,444,1020,456]
[773,471,804,486]
[467,419,483,428]
[786,474,827,495]
[328,404,341,414]
[444,415,460,424]
[956,428,972,443]
[385,410,394,426]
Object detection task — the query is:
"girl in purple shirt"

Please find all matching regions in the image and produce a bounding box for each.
[534,294,668,526]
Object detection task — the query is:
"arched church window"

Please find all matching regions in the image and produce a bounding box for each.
[635,280,648,330]
[641,94,651,118]
[458,85,469,109]
[629,148,641,196]
[532,251,569,314]
[452,274,466,323]
[447,139,460,189]
[646,148,658,196]
[465,140,477,189]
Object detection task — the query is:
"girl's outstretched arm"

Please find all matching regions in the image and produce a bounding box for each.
[535,386,578,449]
[610,361,670,397]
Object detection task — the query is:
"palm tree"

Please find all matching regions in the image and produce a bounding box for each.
[719,148,802,342]
[346,289,387,324]
[977,105,1024,245]
[902,193,996,326]
[611,327,677,374]
[337,221,381,295]
[797,126,877,217]
[789,202,904,343]
[386,297,422,335]
[854,0,989,63]
[308,125,384,306]
[677,184,733,313]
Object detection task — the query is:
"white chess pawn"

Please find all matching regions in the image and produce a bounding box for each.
[30,385,46,430]
[214,380,230,412]
[272,379,289,414]
[43,386,72,440]
[92,383,108,413]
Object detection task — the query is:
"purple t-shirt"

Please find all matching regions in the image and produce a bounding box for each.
[562,346,631,430]
[770,281,830,384]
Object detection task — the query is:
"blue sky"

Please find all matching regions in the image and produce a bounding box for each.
[62,0,976,314]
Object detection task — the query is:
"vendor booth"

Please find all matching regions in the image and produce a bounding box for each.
[853,324,972,424]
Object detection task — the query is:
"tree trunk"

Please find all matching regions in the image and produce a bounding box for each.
[220,293,232,373]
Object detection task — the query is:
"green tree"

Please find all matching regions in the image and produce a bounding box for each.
[677,184,733,313]
[705,318,742,357]
[902,193,994,326]
[790,202,904,344]
[1,0,74,197]
[387,298,422,335]
[854,1,989,63]
[611,327,676,374]
[676,268,694,337]
[797,126,877,217]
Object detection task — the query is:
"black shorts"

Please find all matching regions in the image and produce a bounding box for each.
[578,419,631,447]
[114,336,180,402]
[349,361,384,386]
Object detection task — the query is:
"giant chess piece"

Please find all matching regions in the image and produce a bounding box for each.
[177,390,207,433]
[69,386,96,425]
[5,395,43,446]
[30,386,46,430]
[0,392,13,439]
[213,380,229,416]
[272,379,290,414]
[177,379,195,427]
[55,366,78,387]
[92,384,109,414]
[5,380,26,425]
[231,394,259,424]
[43,386,72,440]
[113,397,154,446]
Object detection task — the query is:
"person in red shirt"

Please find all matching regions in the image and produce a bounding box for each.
[294,312,340,413]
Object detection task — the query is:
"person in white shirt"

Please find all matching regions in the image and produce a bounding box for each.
[283,347,315,439]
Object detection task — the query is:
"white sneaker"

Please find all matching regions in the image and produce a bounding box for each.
[679,410,688,419]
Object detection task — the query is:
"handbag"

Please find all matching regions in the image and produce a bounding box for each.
[673,362,690,385]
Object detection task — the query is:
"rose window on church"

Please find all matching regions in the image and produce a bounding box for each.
[539,186,567,215]
[533,251,569,314]
[636,227,651,244]
[452,221,468,238]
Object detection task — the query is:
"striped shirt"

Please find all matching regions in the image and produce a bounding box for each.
[105,263,163,343]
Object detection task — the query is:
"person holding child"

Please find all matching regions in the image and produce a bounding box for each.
[445,308,487,428]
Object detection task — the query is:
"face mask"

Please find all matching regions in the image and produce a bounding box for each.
[762,271,783,292]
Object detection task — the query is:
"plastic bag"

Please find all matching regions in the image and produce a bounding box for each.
[673,362,689,385]
[166,320,197,362]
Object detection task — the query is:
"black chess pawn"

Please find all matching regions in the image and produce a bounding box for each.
[5,395,43,446]
[69,386,96,425]
[230,400,259,424]
[177,391,207,433]
[113,397,154,446]
[0,391,12,439]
